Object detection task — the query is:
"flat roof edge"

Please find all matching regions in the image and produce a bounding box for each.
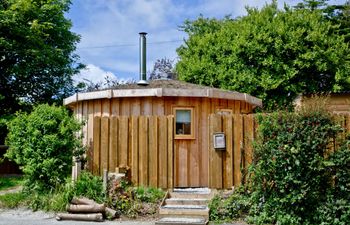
[63,88,262,107]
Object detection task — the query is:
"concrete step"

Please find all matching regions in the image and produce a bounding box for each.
[159,205,209,218]
[169,188,213,199]
[165,198,208,205]
[155,216,208,225]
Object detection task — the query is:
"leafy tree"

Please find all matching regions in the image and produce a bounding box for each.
[0,0,83,115]
[149,58,177,80]
[176,1,350,110]
[5,104,83,191]
[296,0,350,42]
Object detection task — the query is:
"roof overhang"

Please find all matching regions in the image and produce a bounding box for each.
[64,88,262,108]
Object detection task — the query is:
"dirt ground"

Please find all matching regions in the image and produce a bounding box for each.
[0,208,156,225]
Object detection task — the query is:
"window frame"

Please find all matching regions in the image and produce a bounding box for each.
[173,106,195,140]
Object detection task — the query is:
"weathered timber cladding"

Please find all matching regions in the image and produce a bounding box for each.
[84,114,350,189]
[207,114,350,189]
[91,115,174,189]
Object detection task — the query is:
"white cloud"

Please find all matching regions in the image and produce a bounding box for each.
[69,0,348,81]
[73,64,116,84]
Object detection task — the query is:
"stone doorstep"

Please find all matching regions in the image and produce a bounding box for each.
[165,198,208,205]
[157,188,212,225]
[155,216,208,225]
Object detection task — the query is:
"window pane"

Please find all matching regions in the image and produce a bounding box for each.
[175,109,191,135]
[176,110,191,123]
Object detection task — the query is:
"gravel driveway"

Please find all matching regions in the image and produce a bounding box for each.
[0,209,155,225]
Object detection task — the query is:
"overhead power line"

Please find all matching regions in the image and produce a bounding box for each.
[77,39,183,50]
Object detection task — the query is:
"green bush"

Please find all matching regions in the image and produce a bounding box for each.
[313,139,350,225]
[133,186,164,203]
[248,104,345,225]
[26,172,104,212]
[209,188,250,222]
[5,104,83,191]
[71,171,105,203]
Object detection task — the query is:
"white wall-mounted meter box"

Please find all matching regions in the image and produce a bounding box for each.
[213,132,226,150]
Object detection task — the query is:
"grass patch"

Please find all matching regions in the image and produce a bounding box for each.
[0,192,28,208]
[0,176,23,191]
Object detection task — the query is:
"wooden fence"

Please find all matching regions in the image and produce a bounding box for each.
[208,114,256,189]
[91,116,174,189]
[89,114,350,189]
[209,114,350,189]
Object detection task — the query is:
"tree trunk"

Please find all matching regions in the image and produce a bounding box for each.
[67,204,105,213]
[56,213,104,222]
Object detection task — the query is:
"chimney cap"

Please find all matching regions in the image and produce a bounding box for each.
[139,32,147,35]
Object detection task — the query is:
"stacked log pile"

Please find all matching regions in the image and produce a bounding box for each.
[56,197,119,222]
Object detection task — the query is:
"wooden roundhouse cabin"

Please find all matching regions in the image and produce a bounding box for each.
[64,32,262,189]
[64,79,262,189]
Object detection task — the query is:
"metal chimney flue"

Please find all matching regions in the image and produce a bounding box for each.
[137,32,148,85]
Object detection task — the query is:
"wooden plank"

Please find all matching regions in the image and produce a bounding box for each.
[139,116,149,186]
[177,141,188,187]
[120,99,130,116]
[82,101,88,146]
[93,117,101,175]
[100,117,109,174]
[152,97,165,116]
[167,116,174,188]
[111,98,120,116]
[142,97,152,115]
[346,115,350,134]
[118,117,129,167]
[200,98,209,187]
[131,98,141,116]
[233,114,243,187]
[149,116,158,187]
[223,115,233,189]
[208,114,223,189]
[244,114,254,184]
[158,116,168,188]
[109,117,118,172]
[87,101,94,171]
[102,99,110,117]
[189,98,200,187]
[131,116,139,185]
[93,100,102,116]
[234,101,241,114]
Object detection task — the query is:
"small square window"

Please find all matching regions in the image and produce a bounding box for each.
[173,107,195,139]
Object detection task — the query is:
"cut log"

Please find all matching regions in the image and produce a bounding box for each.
[67,204,106,213]
[71,197,98,205]
[56,213,104,222]
[105,207,120,219]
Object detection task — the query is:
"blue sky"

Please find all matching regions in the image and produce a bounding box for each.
[67,0,346,83]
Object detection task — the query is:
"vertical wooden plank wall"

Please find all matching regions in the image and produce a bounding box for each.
[208,114,255,189]
[91,115,174,189]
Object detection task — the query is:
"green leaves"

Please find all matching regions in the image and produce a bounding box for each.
[176,2,350,110]
[5,104,83,191]
[248,102,350,224]
[0,0,82,115]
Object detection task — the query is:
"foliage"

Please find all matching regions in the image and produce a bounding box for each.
[133,186,164,203]
[5,104,83,192]
[108,178,165,218]
[0,192,28,208]
[0,176,23,191]
[209,188,250,222]
[149,58,177,80]
[77,75,136,92]
[27,171,104,211]
[176,1,350,110]
[247,99,348,224]
[0,0,83,115]
[313,139,350,225]
[71,171,105,203]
